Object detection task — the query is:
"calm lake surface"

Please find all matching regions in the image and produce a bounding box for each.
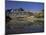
[6,20,44,34]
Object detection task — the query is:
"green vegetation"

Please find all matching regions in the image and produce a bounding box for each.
[35,12,44,18]
[35,9,44,18]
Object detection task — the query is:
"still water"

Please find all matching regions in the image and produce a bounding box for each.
[6,20,44,34]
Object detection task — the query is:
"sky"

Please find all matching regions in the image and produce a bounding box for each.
[5,1,44,12]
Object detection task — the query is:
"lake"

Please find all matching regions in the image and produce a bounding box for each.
[6,19,44,34]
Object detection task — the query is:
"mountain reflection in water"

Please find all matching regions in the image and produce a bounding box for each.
[6,20,44,34]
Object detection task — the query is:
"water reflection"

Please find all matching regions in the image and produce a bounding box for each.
[6,19,44,34]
